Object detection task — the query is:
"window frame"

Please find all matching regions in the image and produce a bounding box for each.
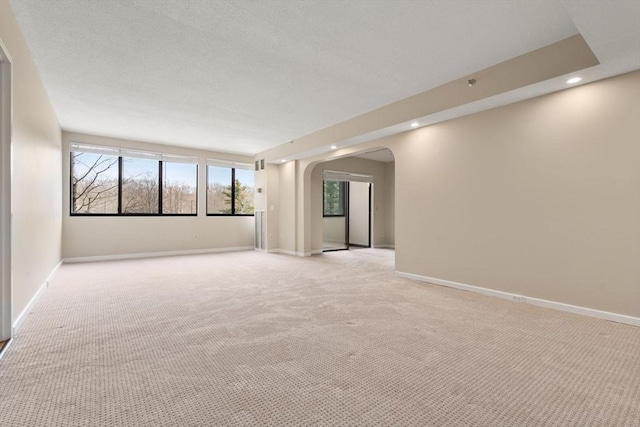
[206,165,255,217]
[160,160,199,216]
[323,180,347,217]
[69,148,199,217]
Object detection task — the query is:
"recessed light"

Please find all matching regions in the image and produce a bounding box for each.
[410,122,419,128]
[566,77,582,84]
[280,159,286,163]
[330,145,337,150]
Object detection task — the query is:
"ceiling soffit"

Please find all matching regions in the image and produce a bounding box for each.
[262,35,599,163]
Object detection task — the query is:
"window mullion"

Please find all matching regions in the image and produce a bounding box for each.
[158,161,163,214]
[70,152,75,213]
[231,168,236,215]
[117,156,123,214]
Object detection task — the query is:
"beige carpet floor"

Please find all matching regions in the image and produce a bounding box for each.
[0,249,638,426]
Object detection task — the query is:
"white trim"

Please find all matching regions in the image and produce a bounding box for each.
[12,261,62,334]
[0,336,13,360]
[323,169,374,183]
[70,142,198,164]
[265,248,290,255]
[396,271,640,327]
[0,40,13,342]
[63,246,254,264]
[265,249,310,257]
[265,248,321,257]
[12,281,47,333]
[207,158,253,170]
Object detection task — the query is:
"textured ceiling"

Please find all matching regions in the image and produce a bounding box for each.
[9,0,584,155]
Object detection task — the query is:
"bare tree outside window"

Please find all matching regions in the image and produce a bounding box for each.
[71,145,203,216]
[163,162,197,214]
[71,152,119,213]
[207,166,232,214]
[122,158,159,214]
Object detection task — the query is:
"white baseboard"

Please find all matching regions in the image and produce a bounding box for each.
[265,248,295,256]
[0,335,13,359]
[0,338,13,359]
[12,260,63,335]
[264,248,314,257]
[63,246,254,264]
[396,271,640,327]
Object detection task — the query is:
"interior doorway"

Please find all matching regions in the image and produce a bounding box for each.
[322,172,373,252]
[0,42,12,350]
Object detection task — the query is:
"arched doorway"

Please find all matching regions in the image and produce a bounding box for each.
[310,148,395,253]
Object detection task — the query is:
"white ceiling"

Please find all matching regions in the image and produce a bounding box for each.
[9,1,640,156]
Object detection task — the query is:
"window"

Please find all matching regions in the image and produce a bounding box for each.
[162,162,198,214]
[323,180,346,216]
[207,166,232,214]
[71,151,119,214]
[122,157,159,214]
[207,163,254,215]
[70,143,198,216]
[234,168,255,215]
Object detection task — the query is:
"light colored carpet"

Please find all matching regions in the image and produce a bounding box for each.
[0,249,638,426]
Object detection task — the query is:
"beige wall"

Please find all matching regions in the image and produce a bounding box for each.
[253,163,267,249]
[1,0,62,325]
[278,161,296,253]
[255,163,281,251]
[273,71,638,318]
[385,162,395,247]
[62,132,254,259]
[264,164,279,250]
[254,163,267,213]
[390,71,639,317]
